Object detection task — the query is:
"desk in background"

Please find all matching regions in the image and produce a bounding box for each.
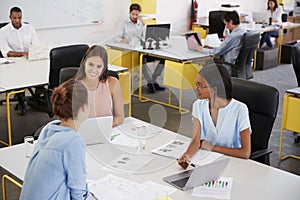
[106,36,209,113]
[0,117,300,200]
[0,58,49,146]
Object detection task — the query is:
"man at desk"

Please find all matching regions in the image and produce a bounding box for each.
[0,6,39,115]
[115,3,165,93]
[195,11,246,75]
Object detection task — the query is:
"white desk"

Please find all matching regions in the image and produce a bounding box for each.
[0,57,49,92]
[0,117,300,200]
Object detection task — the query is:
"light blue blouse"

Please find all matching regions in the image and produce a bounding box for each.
[20,120,88,200]
[192,98,251,148]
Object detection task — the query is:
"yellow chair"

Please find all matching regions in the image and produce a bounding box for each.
[279,93,300,160]
[2,174,22,200]
[119,72,131,117]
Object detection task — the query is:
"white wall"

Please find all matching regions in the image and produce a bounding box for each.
[13,0,266,47]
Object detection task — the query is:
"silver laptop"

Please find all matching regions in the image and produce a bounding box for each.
[252,12,268,24]
[28,44,50,61]
[78,116,113,145]
[163,158,230,191]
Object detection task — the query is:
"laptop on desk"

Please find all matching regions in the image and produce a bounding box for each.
[286,87,300,95]
[253,12,269,24]
[185,32,202,51]
[28,44,50,61]
[163,158,230,191]
[78,116,113,146]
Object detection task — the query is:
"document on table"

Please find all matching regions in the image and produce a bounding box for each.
[108,153,154,173]
[89,175,177,200]
[204,33,222,47]
[192,177,233,199]
[190,149,223,166]
[117,120,162,138]
[151,139,189,159]
[0,58,14,65]
[110,128,137,147]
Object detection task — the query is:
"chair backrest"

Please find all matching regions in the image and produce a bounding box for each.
[234,31,260,79]
[291,43,300,86]
[59,67,79,84]
[208,10,227,38]
[231,78,279,164]
[49,44,89,89]
[0,22,8,29]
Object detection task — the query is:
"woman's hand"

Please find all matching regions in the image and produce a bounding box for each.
[177,154,191,169]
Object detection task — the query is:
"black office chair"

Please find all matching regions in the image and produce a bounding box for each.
[27,44,89,117]
[216,31,260,79]
[231,78,279,165]
[208,10,227,38]
[0,22,8,29]
[291,42,300,143]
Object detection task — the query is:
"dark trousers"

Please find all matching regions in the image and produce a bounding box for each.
[142,56,164,83]
[260,30,279,48]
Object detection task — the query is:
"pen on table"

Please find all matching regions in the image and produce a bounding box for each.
[176,158,196,167]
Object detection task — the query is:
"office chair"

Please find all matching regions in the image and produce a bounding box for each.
[27,44,89,117]
[59,67,78,84]
[0,22,8,29]
[215,31,260,79]
[208,10,227,38]
[231,77,279,165]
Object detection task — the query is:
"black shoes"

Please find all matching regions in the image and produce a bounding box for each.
[147,83,165,93]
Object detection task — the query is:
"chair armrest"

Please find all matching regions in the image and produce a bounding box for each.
[250,149,272,160]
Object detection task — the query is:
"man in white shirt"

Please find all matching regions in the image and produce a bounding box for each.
[0,7,39,115]
[115,3,165,93]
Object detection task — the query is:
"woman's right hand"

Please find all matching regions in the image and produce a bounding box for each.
[177,154,191,169]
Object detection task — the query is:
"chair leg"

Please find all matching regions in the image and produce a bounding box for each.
[2,174,22,200]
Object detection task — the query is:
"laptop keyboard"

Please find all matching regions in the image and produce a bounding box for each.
[171,176,190,188]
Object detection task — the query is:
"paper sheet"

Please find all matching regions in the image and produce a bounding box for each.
[151,139,189,159]
[88,174,143,200]
[110,128,137,147]
[204,33,222,47]
[0,58,14,65]
[192,177,233,199]
[190,149,223,166]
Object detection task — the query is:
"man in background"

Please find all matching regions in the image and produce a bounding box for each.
[0,6,39,115]
[196,11,246,75]
[115,3,165,93]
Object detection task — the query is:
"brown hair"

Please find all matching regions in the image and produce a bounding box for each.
[267,0,278,10]
[51,79,88,119]
[76,45,108,82]
[130,3,142,12]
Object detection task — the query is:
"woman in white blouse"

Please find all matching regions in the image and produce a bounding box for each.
[259,0,283,48]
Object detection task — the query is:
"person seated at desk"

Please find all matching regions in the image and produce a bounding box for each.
[195,11,246,76]
[259,0,282,48]
[115,3,165,93]
[177,63,251,169]
[75,45,124,127]
[20,79,89,200]
[0,6,39,115]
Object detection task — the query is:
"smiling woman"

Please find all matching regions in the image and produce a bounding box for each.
[75,45,124,127]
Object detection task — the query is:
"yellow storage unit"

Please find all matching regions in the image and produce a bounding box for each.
[107,48,139,70]
[279,94,300,160]
[163,60,202,90]
[192,25,207,39]
[131,0,156,14]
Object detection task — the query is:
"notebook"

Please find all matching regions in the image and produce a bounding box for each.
[252,12,268,24]
[163,158,230,191]
[78,116,113,145]
[185,32,202,51]
[28,44,50,61]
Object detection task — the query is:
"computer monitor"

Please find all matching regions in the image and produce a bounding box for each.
[144,23,171,49]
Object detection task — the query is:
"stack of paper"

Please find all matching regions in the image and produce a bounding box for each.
[151,139,189,159]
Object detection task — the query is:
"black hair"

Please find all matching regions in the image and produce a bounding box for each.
[130,3,142,12]
[222,11,240,25]
[267,0,279,10]
[199,63,232,99]
[10,7,22,15]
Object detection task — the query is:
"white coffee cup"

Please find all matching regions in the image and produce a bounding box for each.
[24,136,34,158]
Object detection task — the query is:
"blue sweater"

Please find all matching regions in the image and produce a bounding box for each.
[20,120,88,200]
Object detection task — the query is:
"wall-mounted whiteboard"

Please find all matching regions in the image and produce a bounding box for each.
[0,0,103,29]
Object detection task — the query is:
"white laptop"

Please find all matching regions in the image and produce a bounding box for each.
[252,12,268,24]
[28,44,50,61]
[78,116,113,146]
[163,158,230,191]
